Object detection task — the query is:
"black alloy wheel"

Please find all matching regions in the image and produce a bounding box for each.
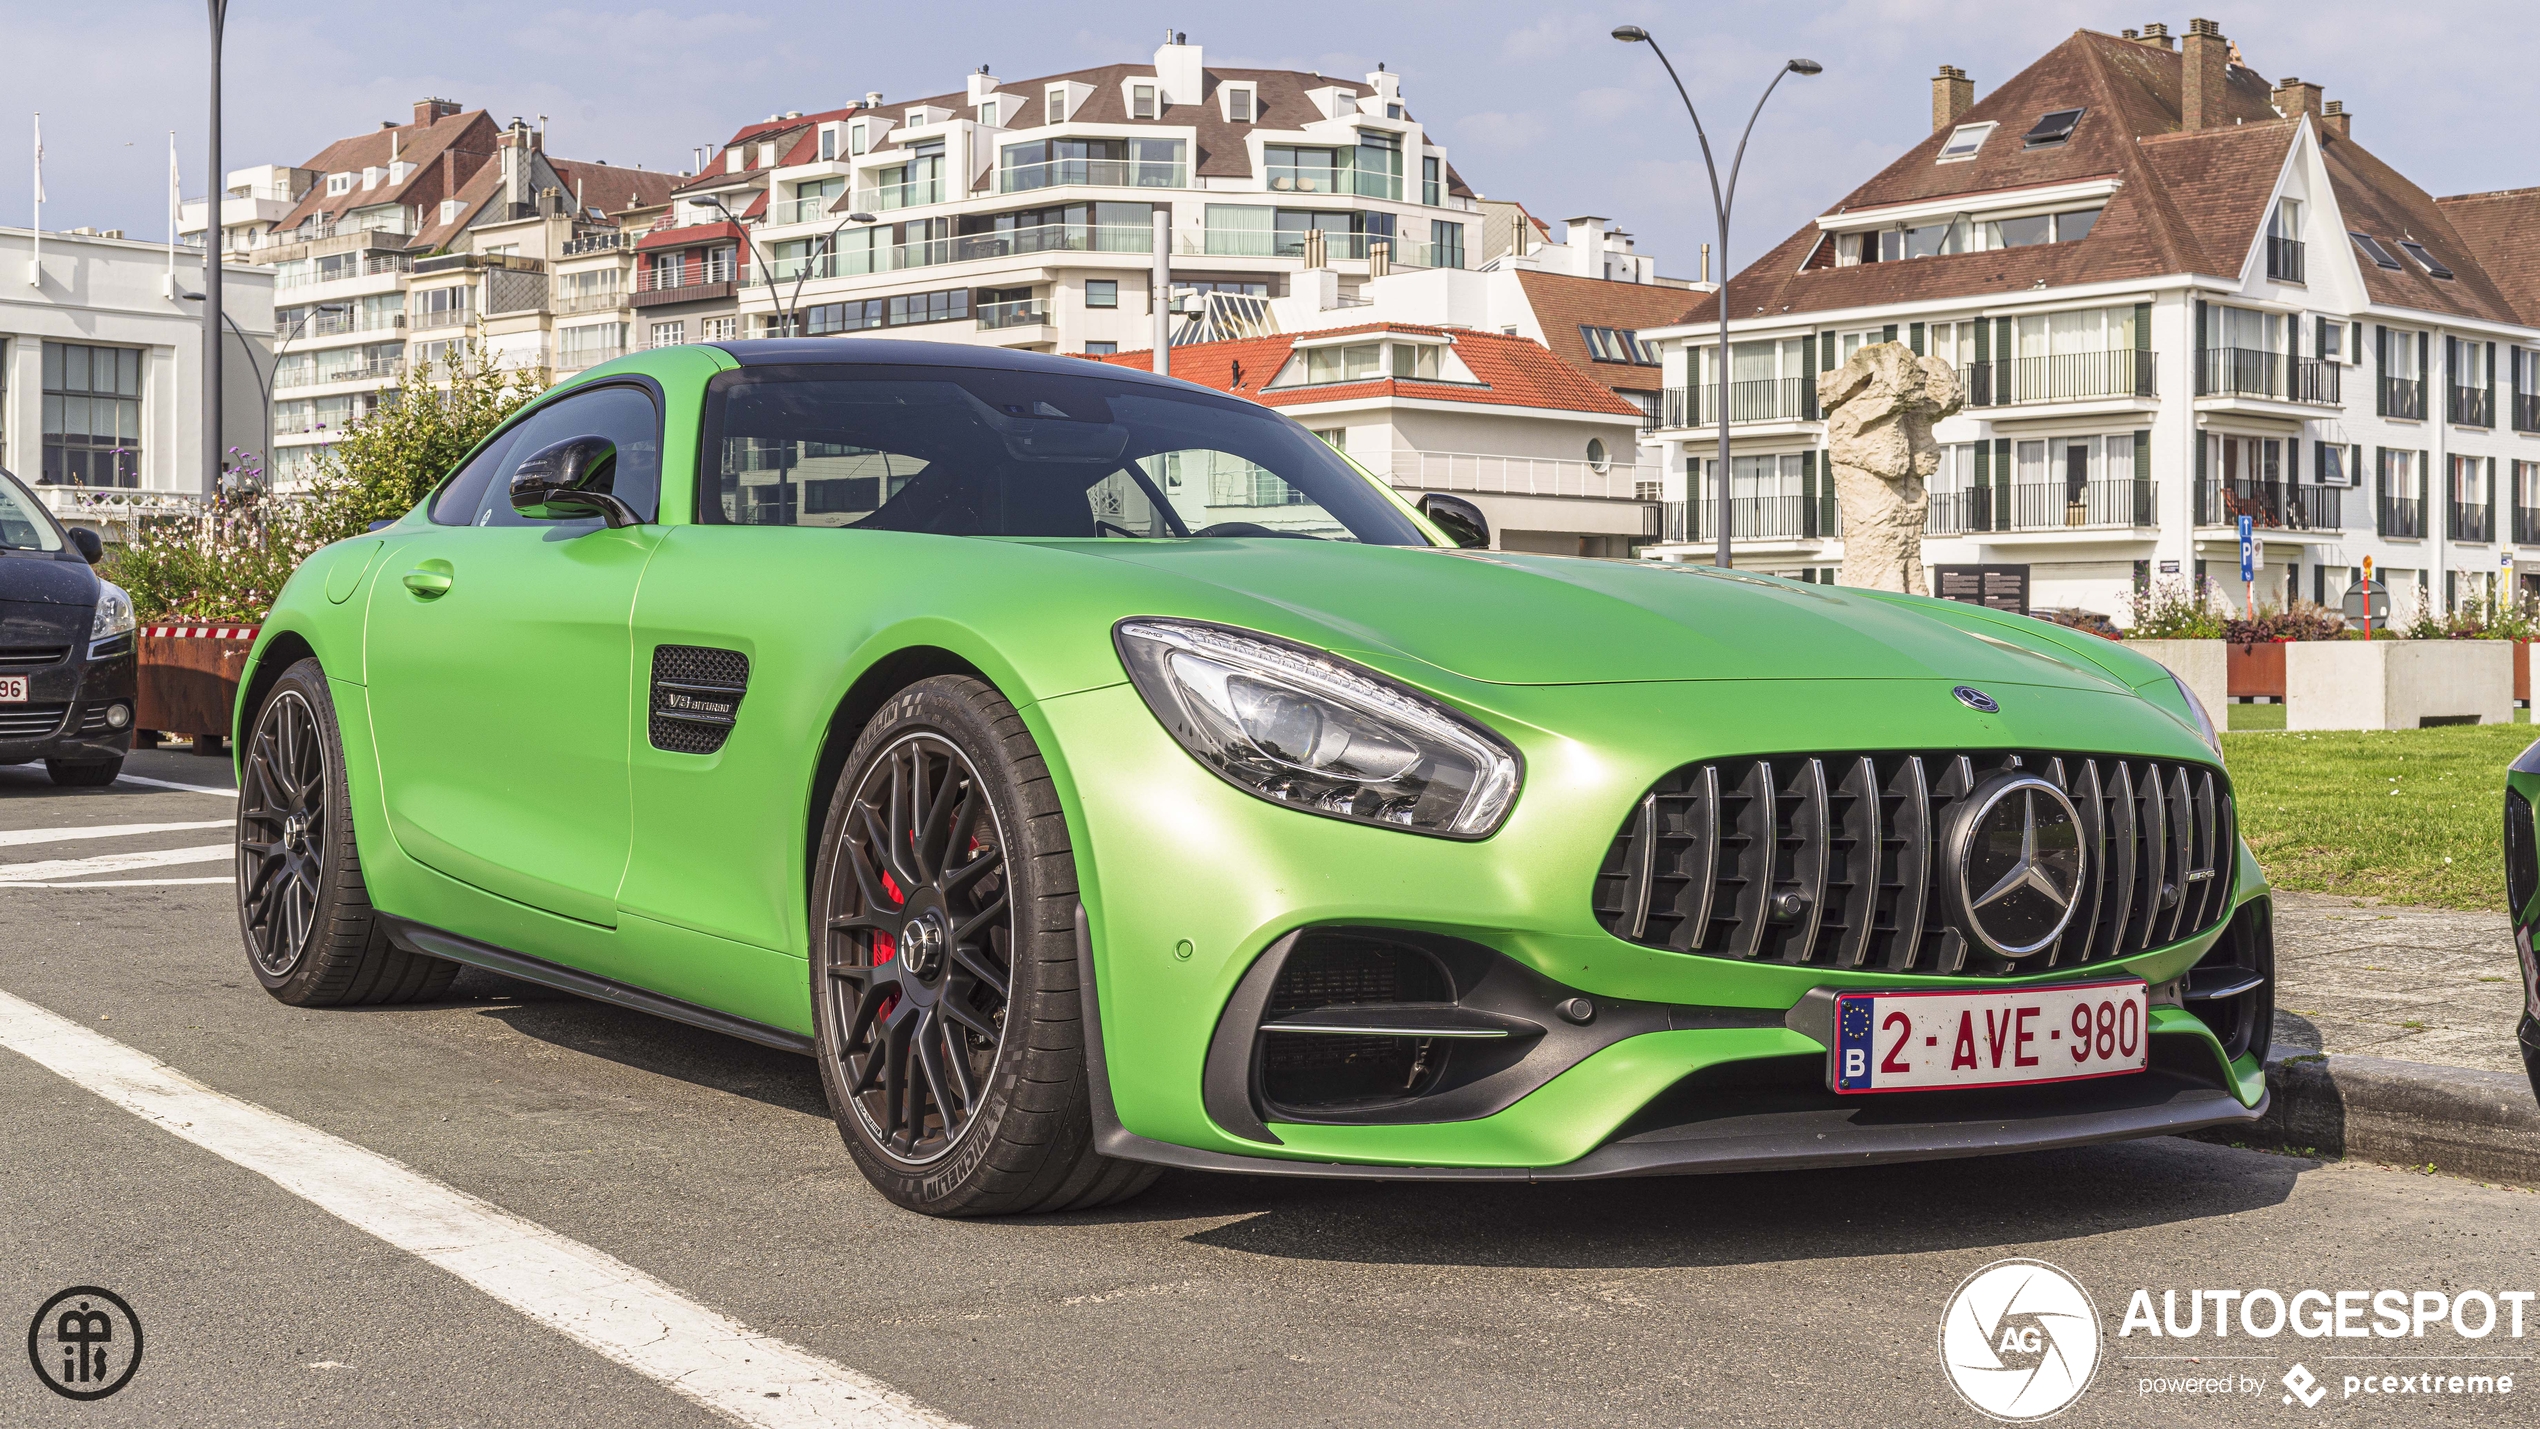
[823,730,1013,1163]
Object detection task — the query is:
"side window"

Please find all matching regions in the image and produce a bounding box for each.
[445,385,665,528]
[428,426,523,525]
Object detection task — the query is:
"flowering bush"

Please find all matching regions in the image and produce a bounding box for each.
[2122,579,2227,640]
[2221,600,2347,644]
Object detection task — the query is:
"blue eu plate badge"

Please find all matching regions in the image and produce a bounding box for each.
[1837,994,1877,1090]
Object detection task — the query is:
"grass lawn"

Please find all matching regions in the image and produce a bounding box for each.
[2223,721,2538,910]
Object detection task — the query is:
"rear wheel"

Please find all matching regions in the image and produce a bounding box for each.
[238,658,457,1006]
[810,675,1158,1216]
[44,756,122,787]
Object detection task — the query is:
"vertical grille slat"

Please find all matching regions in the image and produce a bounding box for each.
[1597,747,2232,977]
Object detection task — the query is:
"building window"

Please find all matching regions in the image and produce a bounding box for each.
[1131,84,1157,120]
[1580,326,1659,365]
[1422,155,1442,207]
[1937,122,1996,161]
[2350,232,2402,270]
[849,122,869,156]
[1226,86,1254,123]
[41,342,142,487]
[1085,279,1119,308]
[1084,341,1117,355]
[2021,107,2084,148]
[326,173,352,195]
[1586,438,1611,473]
[2397,239,2454,281]
[703,317,737,341]
[1391,343,1441,379]
[1311,428,1345,451]
[1386,103,1404,120]
[1430,220,1464,270]
[977,98,1001,128]
[1045,87,1068,125]
[649,320,686,349]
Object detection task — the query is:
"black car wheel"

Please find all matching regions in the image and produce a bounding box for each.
[811,674,1157,1216]
[238,658,456,1006]
[44,756,123,787]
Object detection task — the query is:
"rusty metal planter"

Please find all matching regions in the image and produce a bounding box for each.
[136,623,259,750]
[2227,640,2288,700]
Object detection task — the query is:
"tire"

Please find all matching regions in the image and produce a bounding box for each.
[237,658,458,1007]
[44,756,123,787]
[810,674,1159,1217]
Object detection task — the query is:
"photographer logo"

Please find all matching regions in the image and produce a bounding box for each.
[1940,1259,2101,1421]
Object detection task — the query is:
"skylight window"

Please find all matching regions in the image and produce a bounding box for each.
[2021,108,2084,148]
[1579,325,1659,365]
[2396,239,2454,280]
[2349,232,2402,270]
[1937,122,1996,162]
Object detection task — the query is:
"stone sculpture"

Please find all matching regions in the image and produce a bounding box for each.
[1816,342,1965,594]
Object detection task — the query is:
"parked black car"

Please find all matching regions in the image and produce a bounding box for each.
[0,468,136,784]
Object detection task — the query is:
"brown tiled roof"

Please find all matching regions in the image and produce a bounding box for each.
[274,109,504,234]
[1513,270,1702,395]
[1717,28,2523,327]
[549,160,678,218]
[2437,188,2540,326]
[1096,322,1643,417]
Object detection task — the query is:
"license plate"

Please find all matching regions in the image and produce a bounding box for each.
[0,675,26,703]
[1832,979,2148,1094]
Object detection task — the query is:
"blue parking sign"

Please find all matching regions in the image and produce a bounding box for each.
[2238,515,2254,583]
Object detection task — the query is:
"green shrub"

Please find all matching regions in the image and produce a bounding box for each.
[2123,579,2227,639]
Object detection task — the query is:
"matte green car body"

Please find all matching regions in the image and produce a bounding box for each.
[240,340,2269,1176]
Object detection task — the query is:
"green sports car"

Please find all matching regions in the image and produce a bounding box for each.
[235,339,2272,1216]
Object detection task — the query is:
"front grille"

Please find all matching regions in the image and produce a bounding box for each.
[1594,750,2234,977]
[648,645,748,754]
[0,703,71,738]
[0,645,71,671]
[78,704,118,733]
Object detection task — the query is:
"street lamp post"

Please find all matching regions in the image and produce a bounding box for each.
[204,0,229,499]
[182,296,340,493]
[785,211,878,336]
[1613,26,1819,569]
[701,195,778,335]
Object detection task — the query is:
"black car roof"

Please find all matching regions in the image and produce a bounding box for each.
[707,338,1186,390]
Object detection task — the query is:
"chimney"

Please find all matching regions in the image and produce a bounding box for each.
[2181,19,2226,131]
[1932,65,1974,133]
[2137,22,2173,50]
[2271,76,2323,123]
[2321,99,2350,140]
[413,96,460,127]
[967,68,998,105]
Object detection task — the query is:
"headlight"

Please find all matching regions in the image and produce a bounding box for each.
[1115,619,1522,838]
[2168,670,2222,758]
[91,580,135,642]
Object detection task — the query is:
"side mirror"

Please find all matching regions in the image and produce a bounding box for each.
[1416,493,1491,550]
[509,436,640,528]
[66,527,102,563]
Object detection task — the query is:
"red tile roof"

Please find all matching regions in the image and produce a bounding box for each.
[1093,323,1643,417]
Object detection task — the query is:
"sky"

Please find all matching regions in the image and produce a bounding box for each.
[0,0,2526,282]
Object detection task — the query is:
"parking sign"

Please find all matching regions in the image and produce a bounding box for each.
[2237,515,2254,584]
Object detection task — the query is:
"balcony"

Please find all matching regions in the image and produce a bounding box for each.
[2196,348,2340,405]
[2266,236,2305,284]
[288,308,404,339]
[1659,377,1812,427]
[854,179,948,212]
[1926,480,2157,535]
[754,222,1155,285]
[554,288,625,315]
[554,344,627,374]
[2450,384,2495,428]
[1185,229,1462,270]
[278,357,404,390]
[410,308,473,332]
[559,231,629,258]
[2515,506,2540,545]
[977,298,1047,330]
[2194,479,2342,531]
[1965,349,2155,407]
[2450,500,2494,543]
[2380,495,2426,539]
[633,264,737,308]
[998,157,1187,194]
[772,194,844,225]
[2382,375,2427,419]
[1663,493,1841,544]
[1380,450,1658,503]
[276,250,413,289]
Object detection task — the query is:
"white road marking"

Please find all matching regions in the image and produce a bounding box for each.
[114,773,239,797]
[0,820,230,849]
[0,876,234,888]
[0,843,230,883]
[0,987,962,1429]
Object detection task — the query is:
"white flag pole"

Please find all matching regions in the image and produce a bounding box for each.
[167,131,180,294]
[28,113,42,286]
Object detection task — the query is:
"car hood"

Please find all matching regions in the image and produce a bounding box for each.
[0,551,99,607]
[1065,540,2149,694]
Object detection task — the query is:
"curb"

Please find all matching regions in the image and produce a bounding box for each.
[2199,1049,2540,1187]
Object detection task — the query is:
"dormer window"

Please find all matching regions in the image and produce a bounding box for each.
[1579,326,1659,365]
[2350,232,2401,269]
[326,173,352,196]
[361,166,382,190]
[1045,87,1069,125]
[2397,238,2454,280]
[1386,103,1404,120]
[1226,86,1255,123]
[1131,84,1157,120]
[1936,121,1995,162]
[1391,342,1440,379]
[2021,107,2084,148]
[757,142,777,168]
[977,98,1001,128]
[849,122,869,156]
[439,198,463,223]
[819,123,840,160]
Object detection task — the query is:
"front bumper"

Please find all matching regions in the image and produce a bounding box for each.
[0,642,135,765]
[1037,672,2270,1177]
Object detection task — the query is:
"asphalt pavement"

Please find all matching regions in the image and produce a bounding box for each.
[3,748,2538,1427]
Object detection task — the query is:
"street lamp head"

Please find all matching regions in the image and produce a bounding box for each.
[846,212,877,224]
[1787,58,1824,75]
[1611,24,1650,42]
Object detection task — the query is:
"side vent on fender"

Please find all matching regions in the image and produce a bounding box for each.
[649,645,749,754]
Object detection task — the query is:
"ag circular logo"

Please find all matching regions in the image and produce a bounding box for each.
[1950,774,2087,958]
[1939,1259,2100,1421]
[26,1286,143,1401]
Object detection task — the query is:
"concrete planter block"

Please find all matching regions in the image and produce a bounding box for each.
[2285,640,2514,731]
[2122,639,2227,718]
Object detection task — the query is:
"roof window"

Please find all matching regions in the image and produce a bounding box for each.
[1936,122,1995,162]
[2395,239,2454,280]
[1579,325,1659,365]
[2349,232,2402,270]
[2020,108,2084,148]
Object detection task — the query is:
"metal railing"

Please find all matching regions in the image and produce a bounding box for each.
[2266,236,2305,284]
[2195,479,2342,530]
[286,308,405,339]
[1264,168,1400,201]
[2197,347,2341,404]
[2516,506,2540,545]
[559,232,629,257]
[2516,393,2540,435]
[2450,500,2494,542]
[1925,480,2158,535]
[1659,377,1812,427]
[854,178,947,212]
[278,356,404,390]
[554,344,627,373]
[553,287,625,315]
[1379,451,1658,503]
[753,222,1155,284]
[409,308,472,332]
[2383,375,2427,419]
[1184,229,1462,269]
[275,251,413,288]
[2380,495,2426,539]
[2450,384,2495,427]
[1663,494,1841,543]
[977,299,1048,330]
[1965,349,2156,406]
[636,264,737,293]
[998,157,1187,193]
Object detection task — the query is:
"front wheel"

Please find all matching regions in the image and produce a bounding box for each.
[237,658,457,1006]
[44,756,122,787]
[810,675,1157,1216]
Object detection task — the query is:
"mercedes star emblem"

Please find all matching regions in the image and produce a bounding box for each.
[1950,773,2086,957]
[1952,686,1999,713]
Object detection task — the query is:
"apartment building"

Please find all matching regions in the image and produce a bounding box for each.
[183,101,671,484]
[716,36,1481,357]
[1641,21,2540,619]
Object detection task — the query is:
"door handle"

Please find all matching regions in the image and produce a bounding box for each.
[402,560,454,599]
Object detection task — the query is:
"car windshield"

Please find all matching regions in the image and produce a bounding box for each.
[698,363,1429,544]
[0,468,66,552]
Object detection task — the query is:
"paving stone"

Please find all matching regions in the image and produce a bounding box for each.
[2268,888,2527,1075]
